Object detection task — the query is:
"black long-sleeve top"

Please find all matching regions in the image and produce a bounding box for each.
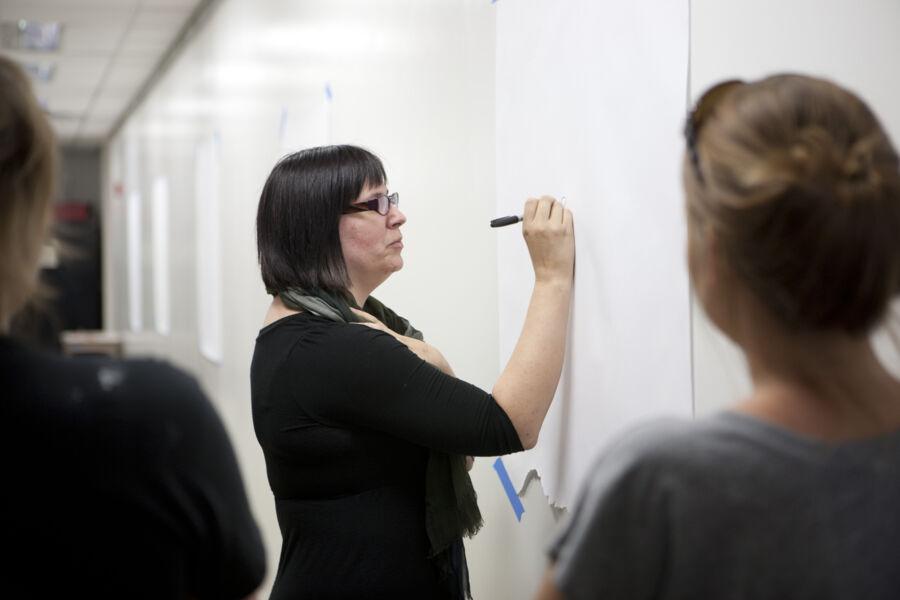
[250,313,523,599]
[1,336,266,599]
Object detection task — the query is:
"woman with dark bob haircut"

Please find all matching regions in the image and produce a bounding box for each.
[537,74,900,599]
[252,144,575,598]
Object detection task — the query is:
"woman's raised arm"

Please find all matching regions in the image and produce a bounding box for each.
[491,196,575,449]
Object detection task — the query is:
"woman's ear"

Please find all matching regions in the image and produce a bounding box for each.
[687,220,716,296]
[695,227,748,342]
[690,224,729,326]
[703,227,725,290]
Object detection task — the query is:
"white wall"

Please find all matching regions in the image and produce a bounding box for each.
[690,0,900,416]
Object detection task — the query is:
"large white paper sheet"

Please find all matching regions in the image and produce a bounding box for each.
[496,0,693,507]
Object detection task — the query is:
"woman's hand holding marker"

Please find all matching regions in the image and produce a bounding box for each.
[522,196,575,285]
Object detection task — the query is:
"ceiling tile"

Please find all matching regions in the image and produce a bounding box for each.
[0,4,134,28]
[79,119,117,139]
[12,0,139,9]
[72,132,107,146]
[103,61,155,89]
[3,0,204,142]
[60,21,130,54]
[88,93,132,115]
[49,117,80,140]
[133,7,192,29]
[140,0,202,9]
[118,26,180,58]
[45,92,93,115]
[52,55,108,84]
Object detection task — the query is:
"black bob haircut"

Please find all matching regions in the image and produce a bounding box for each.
[256,145,386,295]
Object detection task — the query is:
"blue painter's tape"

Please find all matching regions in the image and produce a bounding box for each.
[493,457,524,522]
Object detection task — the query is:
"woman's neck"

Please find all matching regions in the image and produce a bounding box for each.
[735,316,900,440]
[263,295,300,328]
[348,282,374,308]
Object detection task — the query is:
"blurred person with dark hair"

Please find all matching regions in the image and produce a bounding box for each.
[253,145,575,599]
[0,56,266,599]
[537,74,900,600]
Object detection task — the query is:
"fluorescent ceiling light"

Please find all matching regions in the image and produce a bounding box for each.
[18,20,62,51]
[0,20,63,51]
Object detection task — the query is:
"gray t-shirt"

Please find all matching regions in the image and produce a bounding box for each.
[549,411,900,600]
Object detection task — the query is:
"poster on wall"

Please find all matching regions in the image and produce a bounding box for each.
[152,176,171,336]
[194,133,223,364]
[495,0,693,507]
[125,134,142,333]
[126,190,143,333]
[106,139,127,332]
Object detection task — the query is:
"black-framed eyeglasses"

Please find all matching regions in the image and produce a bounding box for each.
[342,192,400,216]
[684,79,743,185]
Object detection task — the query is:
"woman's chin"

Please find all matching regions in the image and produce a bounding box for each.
[376,260,403,280]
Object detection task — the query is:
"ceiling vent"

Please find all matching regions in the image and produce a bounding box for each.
[21,61,56,82]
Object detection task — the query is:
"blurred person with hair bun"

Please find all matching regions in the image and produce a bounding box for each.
[0,56,266,599]
[537,74,900,600]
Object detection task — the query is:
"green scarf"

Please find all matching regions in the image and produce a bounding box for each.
[279,287,481,599]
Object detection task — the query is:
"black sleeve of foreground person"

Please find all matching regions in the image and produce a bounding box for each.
[134,363,268,599]
[293,324,524,456]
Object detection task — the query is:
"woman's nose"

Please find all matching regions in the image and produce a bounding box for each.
[387,205,406,228]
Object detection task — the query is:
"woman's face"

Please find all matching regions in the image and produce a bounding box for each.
[339,182,407,294]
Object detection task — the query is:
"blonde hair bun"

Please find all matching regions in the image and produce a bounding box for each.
[686,74,900,334]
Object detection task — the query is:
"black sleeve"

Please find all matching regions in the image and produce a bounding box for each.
[129,362,267,600]
[292,324,523,456]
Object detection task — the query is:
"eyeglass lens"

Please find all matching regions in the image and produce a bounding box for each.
[378,192,399,215]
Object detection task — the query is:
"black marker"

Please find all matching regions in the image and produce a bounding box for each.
[490,215,522,228]
[491,196,566,228]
